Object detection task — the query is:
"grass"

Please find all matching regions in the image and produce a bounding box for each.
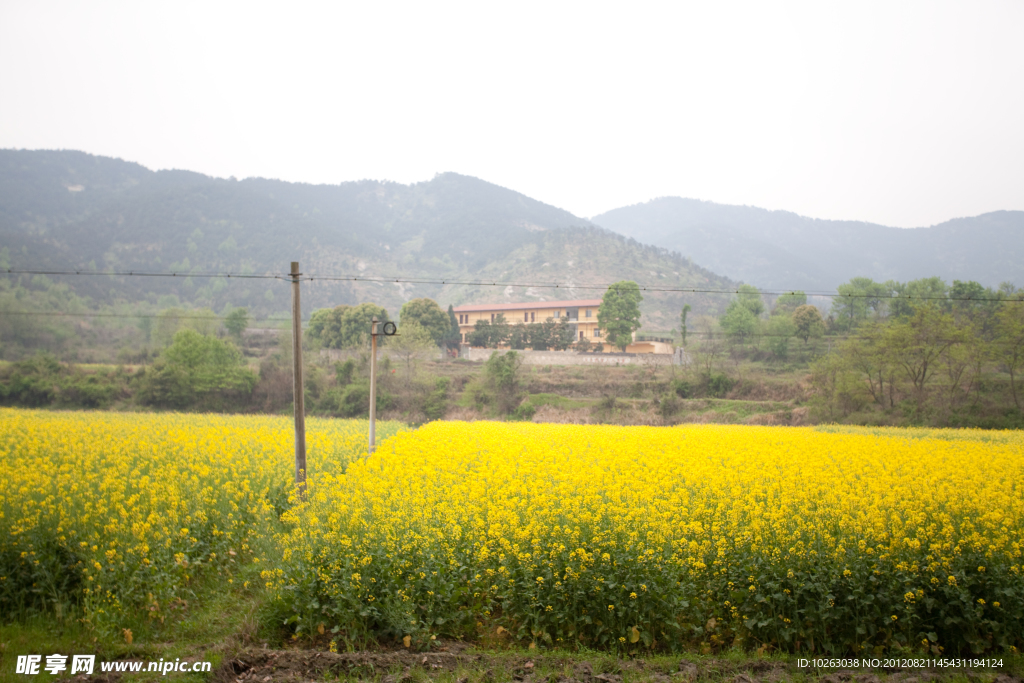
[0,557,274,683]
[520,393,593,410]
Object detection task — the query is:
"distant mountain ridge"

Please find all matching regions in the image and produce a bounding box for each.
[0,150,735,330]
[592,197,1023,291]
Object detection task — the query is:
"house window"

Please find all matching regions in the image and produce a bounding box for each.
[524,312,529,322]
[594,328,601,337]
[579,331,584,339]
[491,313,495,323]
[530,312,535,322]
[585,309,592,318]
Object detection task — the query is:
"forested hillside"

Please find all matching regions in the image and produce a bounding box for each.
[0,150,734,329]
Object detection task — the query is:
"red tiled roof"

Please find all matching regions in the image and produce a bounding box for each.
[452,299,602,313]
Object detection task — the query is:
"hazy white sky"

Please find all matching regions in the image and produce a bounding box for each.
[1,1,1022,227]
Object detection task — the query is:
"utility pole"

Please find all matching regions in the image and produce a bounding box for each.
[368,316,379,454]
[290,261,306,494]
[367,316,396,456]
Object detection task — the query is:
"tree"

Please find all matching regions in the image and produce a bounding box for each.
[139,329,256,406]
[486,350,524,414]
[307,303,390,349]
[766,314,796,359]
[442,304,462,352]
[720,285,765,345]
[792,305,825,344]
[879,305,957,416]
[598,281,643,351]
[680,304,691,346]
[467,320,493,348]
[491,313,511,347]
[772,291,807,316]
[399,298,450,346]
[153,307,218,347]
[886,277,948,319]
[550,317,575,351]
[693,315,723,378]
[993,298,1024,414]
[830,277,889,331]
[720,302,759,343]
[387,321,436,379]
[508,324,529,350]
[528,318,555,350]
[735,284,765,317]
[224,307,250,341]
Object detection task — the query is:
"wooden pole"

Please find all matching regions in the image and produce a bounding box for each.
[291,261,307,494]
[370,315,383,454]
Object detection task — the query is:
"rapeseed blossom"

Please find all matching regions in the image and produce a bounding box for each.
[272,422,1023,654]
[0,408,404,628]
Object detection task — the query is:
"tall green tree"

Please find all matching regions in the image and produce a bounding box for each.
[994,298,1024,414]
[830,278,887,331]
[773,291,807,316]
[485,350,525,414]
[307,303,390,349]
[598,281,643,351]
[680,304,691,346]
[886,277,948,319]
[399,298,449,345]
[766,315,796,359]
[153,307,218,347]
[792,304,825,344]
[550,317,575,351]
[735,284,765,317]
[442,304,462,351]
[139,329,256,407]
[387,321,436,379]
[466,314,510,348]
[224,307,250,341]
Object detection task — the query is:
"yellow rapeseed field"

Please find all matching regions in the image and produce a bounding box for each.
[271,421,1023,655]
[2,410,1021,654]
[0,408,405,628]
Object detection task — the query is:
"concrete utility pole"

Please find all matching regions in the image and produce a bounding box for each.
[290,261,306,494]
[368,316,379,454]
[367,316,397,456]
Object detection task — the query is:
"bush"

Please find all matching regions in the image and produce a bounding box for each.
[671,378,693,398]
[706,373,734,398]
[658,393,681,420]
[337,383,393,418]
[137,329,256,407]
[510,401,536,422]
[422,377,450,421]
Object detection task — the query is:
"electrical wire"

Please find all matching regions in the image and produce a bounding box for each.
[4,267,1022,303]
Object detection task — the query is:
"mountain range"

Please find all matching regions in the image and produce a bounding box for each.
[0,150,730,330]
[1,149,1020,331]
[592,198,1023,292]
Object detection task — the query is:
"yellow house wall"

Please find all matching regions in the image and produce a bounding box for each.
[456,304,610,348]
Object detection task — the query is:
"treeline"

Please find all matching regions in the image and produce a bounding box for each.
[0,295,466,422]
[811,277,1024,427]
[681,276,1024,427]
[464,314,578,351]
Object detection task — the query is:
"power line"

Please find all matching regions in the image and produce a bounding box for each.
[0,310,291,323]
[3,268,283,280]
[3,267,1022,303]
